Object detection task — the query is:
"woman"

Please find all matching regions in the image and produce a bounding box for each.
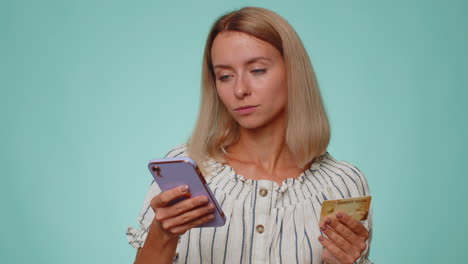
[127,7,373,264]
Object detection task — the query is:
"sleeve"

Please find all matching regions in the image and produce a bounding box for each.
[126,181,161,249]
[126,144,188,249]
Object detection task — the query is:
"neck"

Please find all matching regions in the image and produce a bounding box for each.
[228,113,297,174]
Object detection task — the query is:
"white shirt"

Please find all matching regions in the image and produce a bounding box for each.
[127,145,374,264]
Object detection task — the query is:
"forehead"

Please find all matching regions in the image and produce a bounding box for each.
[211,31,281,65]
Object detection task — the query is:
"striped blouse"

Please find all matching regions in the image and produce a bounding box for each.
[127,145,374,264]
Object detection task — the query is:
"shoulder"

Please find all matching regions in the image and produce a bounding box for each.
[317,153,371,197]
[164,144,189,158]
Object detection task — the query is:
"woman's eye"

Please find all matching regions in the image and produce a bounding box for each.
[218,75,231,82]
[251,69,267,75]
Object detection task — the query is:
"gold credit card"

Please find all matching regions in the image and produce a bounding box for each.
[319,196,372,225]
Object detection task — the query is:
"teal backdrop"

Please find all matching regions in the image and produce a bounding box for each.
[2,0,467,263]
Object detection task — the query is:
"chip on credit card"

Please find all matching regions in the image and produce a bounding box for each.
[319,196,372,225]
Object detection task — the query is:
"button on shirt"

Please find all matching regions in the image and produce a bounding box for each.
[127,145,374,264]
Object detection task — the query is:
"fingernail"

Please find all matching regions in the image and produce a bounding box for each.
[179,185,189,193]
[200,196,208,204]
[318,236,324,242]
[325,218,332,225]
[207,203,214,209]
[208,214,215,219]
[336,212,343,219]
[320,225,327,231]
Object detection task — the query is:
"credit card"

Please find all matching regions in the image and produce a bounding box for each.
[319,196,372,225]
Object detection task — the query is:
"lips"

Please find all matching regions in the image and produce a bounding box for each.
[234,105,259,115]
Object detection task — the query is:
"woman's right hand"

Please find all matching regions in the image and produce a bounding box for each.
[150,185,215,238]
[135,185,214,264]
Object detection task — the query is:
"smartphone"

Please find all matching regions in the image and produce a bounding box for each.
[148,157,226,227]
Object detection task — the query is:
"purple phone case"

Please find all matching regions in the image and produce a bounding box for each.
[148,157,226,227]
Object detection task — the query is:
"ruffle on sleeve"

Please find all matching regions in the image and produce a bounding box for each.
[126,226,148,249]
[126,177,160,249]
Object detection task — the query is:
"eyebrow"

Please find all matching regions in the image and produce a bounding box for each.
[213,56,271,70]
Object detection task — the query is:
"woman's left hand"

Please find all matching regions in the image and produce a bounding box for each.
[318,211,369,264]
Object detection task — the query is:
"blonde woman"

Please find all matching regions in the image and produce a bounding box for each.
[127,7,373,264]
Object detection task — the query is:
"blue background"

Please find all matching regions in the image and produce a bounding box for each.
[2,0,467,263]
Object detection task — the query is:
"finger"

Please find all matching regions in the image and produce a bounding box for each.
[327,217,367,253]
[169,213,215,235]
[320,221,355,254]
[336,211,370,240]
[318,235,355,264]
[151,185,191,208]
[155,195,210,222]
[161,202,215,230]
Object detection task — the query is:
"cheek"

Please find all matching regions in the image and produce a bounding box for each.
[273,86,288,109]
[277,71,288,104]
[216,87,231,107]
[268,87,287,115]
[266,74,288,104]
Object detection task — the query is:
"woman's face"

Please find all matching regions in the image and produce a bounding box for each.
[211,31,288,130]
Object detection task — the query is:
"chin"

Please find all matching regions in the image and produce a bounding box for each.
[235,118,269,130]
[233,111,285,130]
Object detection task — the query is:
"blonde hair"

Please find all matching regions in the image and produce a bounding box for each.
[188,6,330,174]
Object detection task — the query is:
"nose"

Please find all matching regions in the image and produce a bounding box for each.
[233,74,251,99]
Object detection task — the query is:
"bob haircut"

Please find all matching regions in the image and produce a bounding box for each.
[188,6,330,174]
